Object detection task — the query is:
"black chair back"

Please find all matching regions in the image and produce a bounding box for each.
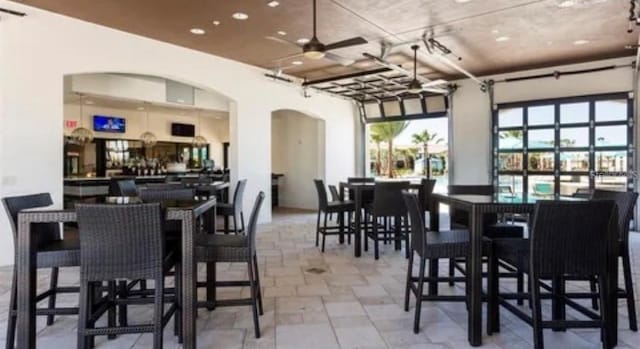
[530,200,617,278]
[2,193,61,246]
[313,179,329,210]
[403,191,426,256]
[373,181,410,217]
[232,179,247,212]
[592,189,638,245]
[117,180,138,196]
[347,177,375,183]
[247,192,266,256]
[76,203,165,281]
[145,183,184,190]
[139,188,195,202]
[328,185,340,202]
[419,178,437,212]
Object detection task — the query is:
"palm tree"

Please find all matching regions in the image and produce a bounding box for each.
[370,121,408,178]
[370,133,383,175]
[412,129,444,178]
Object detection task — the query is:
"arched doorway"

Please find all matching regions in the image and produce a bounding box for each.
[271,109,326,210]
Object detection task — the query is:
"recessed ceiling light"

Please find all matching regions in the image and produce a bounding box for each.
[212,20,220,26]
[491,29,499,35]
[573,39,589,45]
[291,60,303,65]
[495,36,510,42]
[297,38,310,44]
[232,12,249,20]
[454,0,472,3]
[277,30,287,36]
[267,1,280,7]
[215,116,222,119]
[557,0,576,7]
[85,100,94,105]
[137,106,145,111]
[190,28,206,35]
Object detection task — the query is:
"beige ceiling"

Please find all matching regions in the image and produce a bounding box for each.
[64,93,228,119]
[12,0,636,81]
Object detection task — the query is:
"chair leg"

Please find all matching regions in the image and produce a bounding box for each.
[551,277,566,332]
[240,211,246,234]
[321,212,328,252]
[487,248,500,335]
[46,267,59,326]
[118,281,128,327]
[248,259,261,338]
[373,218,380,260]
[414,257,426,333]
[206,262,216,311]
[140,280,148,298]
[517,271,524,306]
[347,212,352,244]
[253,254,264,315]
[233,214,239,235]
[107,281,117,340]
[622,251,638,331]
[77,280,91,349]
[175,261,183,343]
[598,275,610,349]
[364,213,369,252]
[590,276,599,311]
[315,211,321,247]
[448,259,455,286]
[428,259,439,296]
[404,250,414,312]
[530,274,544,349]
[6,271,17,349]
[153,277,164,349]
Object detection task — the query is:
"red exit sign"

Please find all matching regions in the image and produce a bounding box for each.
[65,120,77,129]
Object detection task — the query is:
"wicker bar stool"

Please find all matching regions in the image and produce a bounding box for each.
[313,179,355,252]
[402,191,471,333]
[2,193,80,349]
[76,203,181,349]
[217,179,247,234]
[364,181,410,260]
[108,179,138,196]
[487,200,618,349]
[196,192,265,338]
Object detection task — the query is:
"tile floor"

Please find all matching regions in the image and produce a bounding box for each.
[1,208,639,348]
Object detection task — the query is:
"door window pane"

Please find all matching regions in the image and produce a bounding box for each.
[559,175,590,197]
[528,152,554,172]
[560,152,589,172]
[528,129,555,149]
[499,175,523,195]
[499,130,523,149]
[595,100,627,122]
[559,127,589,148]
[528,105,554,126]
[594,176,628,192]
[528,176,555,197]
[498,153,522,171]
[560,102,589,124]
[499,108,523,128]
[595,125,627,147]
[595,151,628,173]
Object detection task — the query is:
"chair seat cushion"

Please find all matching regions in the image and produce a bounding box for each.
[326,200,355,213]
[196,234,249,262]
[422,230,470,259]
[37,238,80,268]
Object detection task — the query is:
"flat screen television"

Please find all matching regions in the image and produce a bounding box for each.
[171,123,195,137]
[93,115,126,133]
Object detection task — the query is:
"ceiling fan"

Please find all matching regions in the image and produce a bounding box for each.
[266,0,368,66]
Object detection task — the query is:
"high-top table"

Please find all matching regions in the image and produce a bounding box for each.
[16,196,216,349]
[429,193,618,347]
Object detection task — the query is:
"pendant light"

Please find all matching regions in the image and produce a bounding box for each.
[70,93,94,145]
[192,108,208,147]
[407,45,424,94]
[139,102,158,147]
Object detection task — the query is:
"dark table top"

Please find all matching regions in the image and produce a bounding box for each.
[432,193,584,205]
[22,196,216,213]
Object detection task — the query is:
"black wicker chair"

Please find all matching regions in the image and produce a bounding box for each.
[364,181,410,260]
[446,185,525,301]
[75,203,181,349]
[487,200,618,349]
[2,193,80,349]
[418,178,437,215]
[402,191,470,333]
[313,179,355,252]
[108,179,138,196]
[195,192,266,338]
[590,189,638,331]
[217,179,247,234]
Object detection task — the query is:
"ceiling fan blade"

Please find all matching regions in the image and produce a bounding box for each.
[421,79,448,88]
[324,52,355,66]
[325,37,368,51]
[422,87,449,94]
[265,36,302,48]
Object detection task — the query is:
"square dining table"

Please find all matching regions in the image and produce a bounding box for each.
[15,196,216,349]
[429,193,618,347]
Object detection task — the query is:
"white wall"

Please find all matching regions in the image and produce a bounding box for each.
[0,2,356,266]
[451,57,635,185]
[63,103,230,166]
[272,110,325,210]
